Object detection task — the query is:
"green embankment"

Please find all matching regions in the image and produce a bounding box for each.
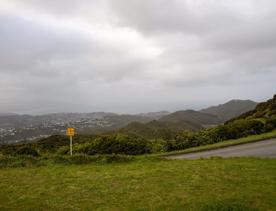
[0,158,276,210]
[162,129,276,156]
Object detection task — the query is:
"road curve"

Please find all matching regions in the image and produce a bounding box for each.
[166,138,276,159]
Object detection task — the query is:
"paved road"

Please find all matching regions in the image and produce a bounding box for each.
[167,138,276,159]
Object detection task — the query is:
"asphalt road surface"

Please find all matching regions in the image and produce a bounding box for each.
[167,138,276,159]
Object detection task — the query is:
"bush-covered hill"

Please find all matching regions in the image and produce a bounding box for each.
[165,94,276,152]
[227,94,276,123]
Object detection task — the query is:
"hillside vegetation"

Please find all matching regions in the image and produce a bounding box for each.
[117,100,259,139]
[228,94,276,122]
[118,119,203,139]
[164,95,275,152]
[0,94,275,160]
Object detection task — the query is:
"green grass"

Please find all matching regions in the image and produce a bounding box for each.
[162,130,276,156]
[0,154,136,168]
[0,157,276,210]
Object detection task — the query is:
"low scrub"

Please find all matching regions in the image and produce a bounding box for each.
[0,153,134,168]
[1,117,275,158]
[74,134,151,155]
[167,118,275,151]
[15,146,40,157]
[0,154,44,168]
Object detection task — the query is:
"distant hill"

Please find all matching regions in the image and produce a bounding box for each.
[0,97,265,144]
[138,111,170,119]
[99,114,155,130]
[200,100,258,122]
[118,110,219,139]
[118,100,261,139]
[227,94,276,123]
[0,113,18,117]
[159,110,221,126]
[119,120,203,139]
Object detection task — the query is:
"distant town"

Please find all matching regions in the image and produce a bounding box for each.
[0,112,165,144]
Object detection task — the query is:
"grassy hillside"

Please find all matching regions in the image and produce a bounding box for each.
[119,119,203,139]
[159,110,221,125]
[201,99,257,122]
[0,158,275,210]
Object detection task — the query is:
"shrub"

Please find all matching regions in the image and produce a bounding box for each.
[148,139,167,153]
[75,134,151,155]
[168,119,267,152]
[15,146,40,157]
[206,119,265,142]
[56,145,70,155]
[165,130,211,151]
[264,118,276,132]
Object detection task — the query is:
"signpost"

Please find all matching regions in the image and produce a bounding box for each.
[67,128,75,156]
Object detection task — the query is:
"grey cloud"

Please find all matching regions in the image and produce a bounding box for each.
[111,0,244,35]
[0,10,150,81]
[0,12,93,71]
[109,0,276,86]
[0,0,275,114]
[3,0,112,23]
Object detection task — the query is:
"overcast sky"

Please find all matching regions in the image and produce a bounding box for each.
[0,0,275,114]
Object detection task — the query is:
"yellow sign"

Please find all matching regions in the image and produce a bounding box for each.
[67,128,75,136]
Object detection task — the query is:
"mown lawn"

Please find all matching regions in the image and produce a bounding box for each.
[0,158,276,210]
